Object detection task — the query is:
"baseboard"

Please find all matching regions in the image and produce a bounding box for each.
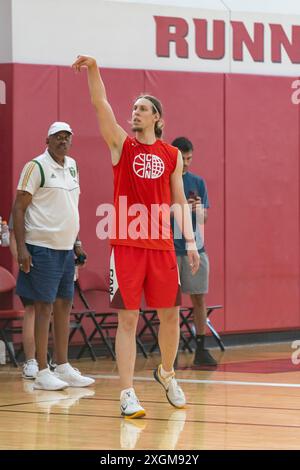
[205,329,300,349]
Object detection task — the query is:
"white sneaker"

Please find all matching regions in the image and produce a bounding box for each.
[54,363,95,387]
[153,365,186,408]
[33,367,68,391]
[120,388,146,419]
[22,359,39,379]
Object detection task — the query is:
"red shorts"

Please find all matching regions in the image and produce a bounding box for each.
[110,245,181,310]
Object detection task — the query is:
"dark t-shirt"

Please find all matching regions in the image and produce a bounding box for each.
[172,171,209,255]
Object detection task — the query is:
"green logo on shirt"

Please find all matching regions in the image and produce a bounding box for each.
[69,167,76,178]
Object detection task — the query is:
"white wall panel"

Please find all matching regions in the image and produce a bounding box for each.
[0,0,12,62]
[0,0,300,76]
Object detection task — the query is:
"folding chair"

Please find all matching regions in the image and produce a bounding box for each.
[68,284,100,361]
[71,277,117,360]
[74,272,148,360]
[180,305,225,351]
[139,305,225,353]
[0,266,24,366]
[138,309,195,353]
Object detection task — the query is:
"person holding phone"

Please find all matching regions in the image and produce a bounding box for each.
[171,137,217,366]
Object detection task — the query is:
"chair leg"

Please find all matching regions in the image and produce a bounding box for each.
[138,312,160,353]
[179,309,195,351]
[149,338,159,353]
[136,337,148,358]
[76,325,99,359]
[78,326,97,361]
[206,318,225,351]
[96,330,116,360]
[78,323,116,361]
[144,319,159,353]
[68,326,78,344]
[179,330,194,353]
[15,343,24,360]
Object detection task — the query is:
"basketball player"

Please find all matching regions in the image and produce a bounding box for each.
[72,55,200,418]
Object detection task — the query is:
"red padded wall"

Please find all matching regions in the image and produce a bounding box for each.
[225,74,300,331]
[0,65,13,306]
[9,64,59,279]
[2,63,300,334]
[12,64,59,188]
[0,64,13,271]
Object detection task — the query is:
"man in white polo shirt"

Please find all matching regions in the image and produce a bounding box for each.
[13,122,95,391]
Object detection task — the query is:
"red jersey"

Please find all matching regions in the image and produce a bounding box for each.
[111,136,178,250]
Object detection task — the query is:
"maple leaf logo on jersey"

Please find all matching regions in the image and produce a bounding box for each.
[133,153,165,179]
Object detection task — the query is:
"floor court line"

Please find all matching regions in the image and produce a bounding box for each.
[2,396,300,413]
[1,408,300,430]
[1,370,299,388]
[90,374,300,388]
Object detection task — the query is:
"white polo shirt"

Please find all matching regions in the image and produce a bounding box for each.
[17,149,80,250]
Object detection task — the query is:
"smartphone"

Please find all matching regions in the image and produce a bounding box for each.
[75,253,87,266]
[188,190,197,199]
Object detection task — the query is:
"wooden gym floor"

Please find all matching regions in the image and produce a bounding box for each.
[0,342,300,450]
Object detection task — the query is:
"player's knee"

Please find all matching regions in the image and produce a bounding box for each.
[118,311,139,331]
[158,308,179,325]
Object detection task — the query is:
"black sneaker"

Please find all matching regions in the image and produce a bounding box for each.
[193,348,218,366]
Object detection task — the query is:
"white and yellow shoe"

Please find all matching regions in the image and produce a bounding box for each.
[120,388,146,419]
[153,364,186,408]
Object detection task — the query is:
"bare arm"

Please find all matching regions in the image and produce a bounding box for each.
[72,55,127,165]
[12,191,33,273]
[170,151,200,274]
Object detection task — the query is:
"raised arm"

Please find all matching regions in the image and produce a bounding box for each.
[170,151,200,274]
[72,55,127,165]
